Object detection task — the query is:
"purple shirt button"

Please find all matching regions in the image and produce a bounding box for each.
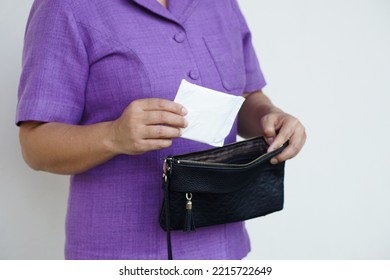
[173,32,186,43]
[188,70,199,80]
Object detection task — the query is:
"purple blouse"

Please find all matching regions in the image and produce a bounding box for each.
[17,0,266,259]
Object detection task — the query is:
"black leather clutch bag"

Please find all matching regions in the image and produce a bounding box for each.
[159,136,287,259]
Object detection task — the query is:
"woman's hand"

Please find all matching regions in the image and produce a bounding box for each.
[109,98,188,155]
[238,90,306,164]
[19,98,187,175]
[260,110,306,164]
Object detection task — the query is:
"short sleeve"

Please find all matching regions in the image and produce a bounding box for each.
[231,0,267,93]
[16,0,88,126]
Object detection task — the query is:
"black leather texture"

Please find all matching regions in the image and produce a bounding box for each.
[159,136,287,231]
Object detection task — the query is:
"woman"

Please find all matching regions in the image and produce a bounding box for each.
[17,0,306,259]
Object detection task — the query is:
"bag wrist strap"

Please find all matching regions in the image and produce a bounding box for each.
[163,175,173,260]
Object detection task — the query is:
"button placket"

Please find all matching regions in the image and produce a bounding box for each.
[172,28,201,83]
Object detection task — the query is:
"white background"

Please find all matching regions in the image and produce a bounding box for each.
[0,0,389,260]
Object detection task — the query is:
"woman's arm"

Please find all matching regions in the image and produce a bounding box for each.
[19,98,187,175]
[237,90,306,164]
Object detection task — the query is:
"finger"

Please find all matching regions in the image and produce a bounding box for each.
[140,98,188,116]
[270,126,306,164]
[272,137,300,164]
[143,111,188,128]
[143,125,182,139]
[261,114,278,139]
[266,117,298,153]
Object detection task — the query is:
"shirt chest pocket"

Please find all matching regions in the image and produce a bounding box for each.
[203,31,246,91]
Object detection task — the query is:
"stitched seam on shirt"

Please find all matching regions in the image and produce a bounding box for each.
[66,0,90,64]
[230,0,246,27]
[64,0,90,116]
[67,1,153,95]
[229,0,264,92]
[246,80,265,89]
[76,21,153,94]
[203,36,243,91]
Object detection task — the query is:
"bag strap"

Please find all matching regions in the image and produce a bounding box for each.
[163,174,173,260]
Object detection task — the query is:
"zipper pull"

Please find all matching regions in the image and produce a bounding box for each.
[184,193,196,232]
[162,158,172,188]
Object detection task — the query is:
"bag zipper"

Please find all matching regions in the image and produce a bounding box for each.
[171,144,286,168]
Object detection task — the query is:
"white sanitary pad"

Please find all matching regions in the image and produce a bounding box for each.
[174,79,245,147]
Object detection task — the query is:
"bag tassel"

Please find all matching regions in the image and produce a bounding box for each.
[184,193,196,232]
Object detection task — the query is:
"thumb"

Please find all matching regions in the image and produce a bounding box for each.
[261,115,278,148]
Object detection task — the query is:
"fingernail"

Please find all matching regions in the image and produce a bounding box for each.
[270,158,278,164]
[181,107,188,115]
[184,119,188,127]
